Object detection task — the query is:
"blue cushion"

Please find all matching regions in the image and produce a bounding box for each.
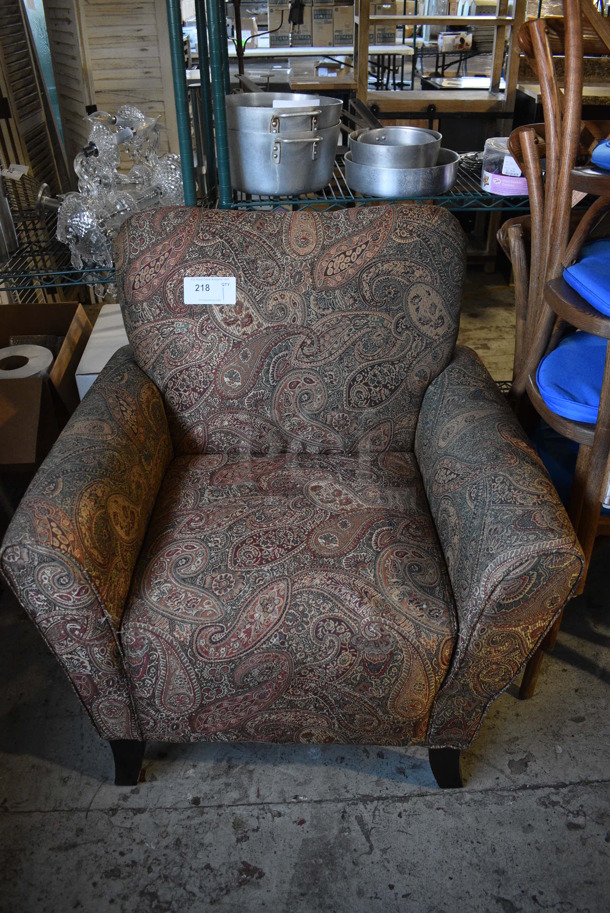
[536,330,606,423]
[563,238,610,316]
[591,139,610,171]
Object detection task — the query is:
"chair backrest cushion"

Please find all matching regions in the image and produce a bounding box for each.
[115,204,465,456]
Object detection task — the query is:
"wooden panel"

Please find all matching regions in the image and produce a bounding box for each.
[42,0,92,169]
[368,90,508,114]
[78,0,179,156]
[43,0,179,164]
[0,0,69,194]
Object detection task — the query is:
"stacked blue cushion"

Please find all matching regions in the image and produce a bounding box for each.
[591,139,610,172]
[536,330,607,423]
[563,238,610,317]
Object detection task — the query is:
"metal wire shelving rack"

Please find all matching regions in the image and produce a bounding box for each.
[0,213,115,296]
[0,157,529,294]
[0,176,114,299]
[230,155,531,212]
[0,0,532,296]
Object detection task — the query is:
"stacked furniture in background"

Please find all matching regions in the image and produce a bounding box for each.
[498,0,610,697]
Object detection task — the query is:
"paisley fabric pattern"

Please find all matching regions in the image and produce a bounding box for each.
[0,205,585,759]
[114,205,466,457]
[121,451,456,744]
[1,548,141,740]
[415,347,584,747]
[0,347,173,739]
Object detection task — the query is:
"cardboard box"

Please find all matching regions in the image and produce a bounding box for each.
[0,303,92,467]
[370,3,393,44]
[290,7,313,46]
[313,6,334,45]
[372,1,414,43]
[268,3,291,47]
[374,24,398,45]
[333,5,354,45]
[75,303,129,400]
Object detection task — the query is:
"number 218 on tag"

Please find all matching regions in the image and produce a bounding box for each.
[184,277,236,305]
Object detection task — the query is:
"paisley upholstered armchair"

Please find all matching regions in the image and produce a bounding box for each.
[0,205,583,788]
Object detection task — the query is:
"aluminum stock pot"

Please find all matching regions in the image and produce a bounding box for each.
[225,92,342,133]
[344,148,460,198]
[349,126,442,169]
[226,93,342,195]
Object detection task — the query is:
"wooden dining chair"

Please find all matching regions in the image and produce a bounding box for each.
[499,0,610,697]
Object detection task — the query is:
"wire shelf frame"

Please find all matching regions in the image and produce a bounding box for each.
[228,156,531,212]
[1,158,530,292]
[0,176,114,295]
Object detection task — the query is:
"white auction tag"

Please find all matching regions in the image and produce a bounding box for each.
[1,163,29,181]
[184,276,236,305]
[272,97,320,110]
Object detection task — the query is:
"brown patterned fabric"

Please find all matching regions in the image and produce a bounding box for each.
[121,451,456,744]
[115,205,466,457]
[0,347,173,739]
[0,204,585,764]
[415,347,584,747]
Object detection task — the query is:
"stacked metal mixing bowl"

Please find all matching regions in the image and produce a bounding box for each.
[345,126,460,198]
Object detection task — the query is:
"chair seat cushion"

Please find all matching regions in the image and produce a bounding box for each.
[536,330,606,423]
[563,238,610,316]
[591,139,610,172]
[122,452,457,745]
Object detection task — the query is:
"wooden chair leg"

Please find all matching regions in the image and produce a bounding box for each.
[519,647,545,700]
[110,739,146,786]
[519,608,566,699]
[542,611,563,652]
[428,748,463,789]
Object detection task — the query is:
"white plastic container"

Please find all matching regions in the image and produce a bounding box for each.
[481,137,528,196]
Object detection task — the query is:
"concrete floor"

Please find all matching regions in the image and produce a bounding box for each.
[0,532,608,913]
[0,273,608,912]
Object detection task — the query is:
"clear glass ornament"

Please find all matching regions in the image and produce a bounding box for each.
[56,105,184,270]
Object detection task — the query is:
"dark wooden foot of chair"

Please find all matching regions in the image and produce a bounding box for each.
[110,739,146,786]
[519,647,546,699]
[428,748,463,789]
[519,611,564,699]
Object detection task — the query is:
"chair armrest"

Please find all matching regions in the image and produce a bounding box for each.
[1,347,173,739]
[415,346,584,748]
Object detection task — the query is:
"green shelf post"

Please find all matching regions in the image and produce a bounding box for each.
[194,0,217,202]
[206,0,233,208]
[166,0,197,206]
[216,0,231,95]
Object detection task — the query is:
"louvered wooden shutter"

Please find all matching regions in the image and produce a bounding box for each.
[0,0,70,195]
[42,0,93,169]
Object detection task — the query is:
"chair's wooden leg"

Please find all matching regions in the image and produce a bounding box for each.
[428,748,463,789]
[519,611,565,699]
[542,611,563,652]
[110,739,146,786]
[519,648,546,700]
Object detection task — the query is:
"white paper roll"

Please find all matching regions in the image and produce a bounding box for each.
[0,344,54,379]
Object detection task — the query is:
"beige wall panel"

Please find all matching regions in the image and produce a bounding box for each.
[79,0,178,156]
[43,0,93,170]
[44,0,179,164]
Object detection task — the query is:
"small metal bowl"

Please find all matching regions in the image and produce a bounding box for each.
[344,148,460,199]
[349,126,442,169]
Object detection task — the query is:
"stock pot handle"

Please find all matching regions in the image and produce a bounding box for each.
[269,110,322,134]
[271,135,323,164]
